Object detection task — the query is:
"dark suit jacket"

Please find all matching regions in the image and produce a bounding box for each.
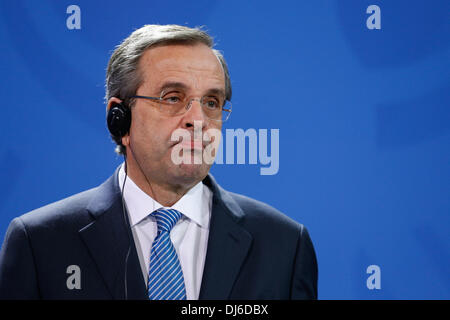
[0,168,318,299]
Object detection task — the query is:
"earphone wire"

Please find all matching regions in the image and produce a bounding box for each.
[121,146,157,300]
[121,155,132,300]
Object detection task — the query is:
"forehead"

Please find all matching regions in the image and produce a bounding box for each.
[138,43,225,93]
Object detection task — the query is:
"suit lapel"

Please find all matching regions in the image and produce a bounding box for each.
[78,168,147,300]
[77,169,252,300]
[199,175,253,299]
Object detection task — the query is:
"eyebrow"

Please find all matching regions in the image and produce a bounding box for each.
[158,81,188,93]
[204,88,226,98]
[158,81,225,98]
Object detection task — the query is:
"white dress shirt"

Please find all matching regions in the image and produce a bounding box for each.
[118,163,212,300]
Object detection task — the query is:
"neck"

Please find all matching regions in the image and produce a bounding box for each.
[124,160,196,208]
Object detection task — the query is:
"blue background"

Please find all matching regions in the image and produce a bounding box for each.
[0,0,449,299]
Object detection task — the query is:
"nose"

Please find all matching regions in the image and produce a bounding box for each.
[182,98,207,130]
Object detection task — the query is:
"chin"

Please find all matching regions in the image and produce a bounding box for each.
[171,163,210,186]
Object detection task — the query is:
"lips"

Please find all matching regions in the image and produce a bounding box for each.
[172,136,209,151]
[178,139,205,150]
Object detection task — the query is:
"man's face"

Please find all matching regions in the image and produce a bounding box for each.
[123,43,225,189]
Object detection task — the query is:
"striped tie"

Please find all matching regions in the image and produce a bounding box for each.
[147,208,187,300]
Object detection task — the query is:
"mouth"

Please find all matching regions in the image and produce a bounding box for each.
[179,139,205,151]
[171,137,210,151]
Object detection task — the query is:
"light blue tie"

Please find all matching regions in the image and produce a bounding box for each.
[147,208,187,300]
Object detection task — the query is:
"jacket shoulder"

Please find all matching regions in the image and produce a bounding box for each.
[18,186,100,230]
[227,191,304,234]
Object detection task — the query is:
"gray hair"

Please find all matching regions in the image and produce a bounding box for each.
[105,24,232,154]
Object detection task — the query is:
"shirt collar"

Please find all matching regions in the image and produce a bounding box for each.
[118,163,208,229]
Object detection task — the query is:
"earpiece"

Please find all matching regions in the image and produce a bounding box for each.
[106,101,133,299]
[107,101,156,299]
[107,102,131,144]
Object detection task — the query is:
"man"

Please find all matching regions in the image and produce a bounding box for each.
[0,24,317,299]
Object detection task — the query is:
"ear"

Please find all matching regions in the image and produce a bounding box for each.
[106,97,123,111]
[106,97,130,147]
[122,134,130,147]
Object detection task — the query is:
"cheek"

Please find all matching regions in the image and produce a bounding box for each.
[131,116,175,155]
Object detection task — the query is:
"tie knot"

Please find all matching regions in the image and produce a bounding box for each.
[151,208,182,233]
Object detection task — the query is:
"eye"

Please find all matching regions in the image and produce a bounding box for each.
[161,92,184,104]
[165,96,180,103]
[203,97,221,109]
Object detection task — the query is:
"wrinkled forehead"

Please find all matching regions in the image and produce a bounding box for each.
[137,43,225,94]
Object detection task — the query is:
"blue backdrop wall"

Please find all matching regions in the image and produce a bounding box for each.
[0,0,449,299]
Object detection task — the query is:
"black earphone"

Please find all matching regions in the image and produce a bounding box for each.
[106,101,132,299]
[106,100,157,299]
[106,102,132,146]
